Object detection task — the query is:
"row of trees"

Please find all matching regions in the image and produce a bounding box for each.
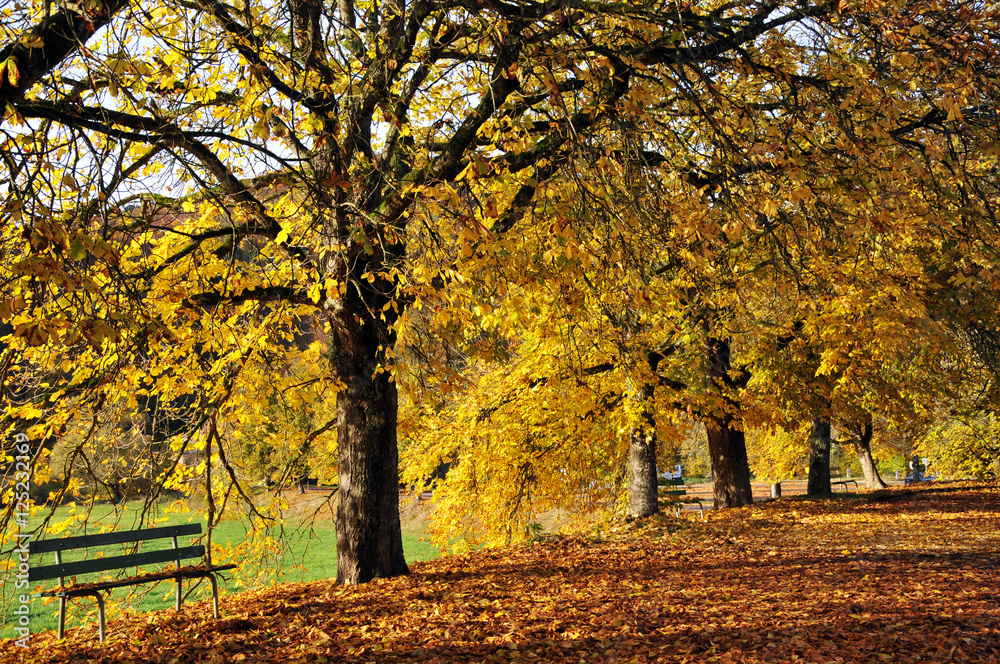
[398,0,1000,538]
[2,0,999,581]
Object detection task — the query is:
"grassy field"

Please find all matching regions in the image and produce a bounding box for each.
[2,493,439,639]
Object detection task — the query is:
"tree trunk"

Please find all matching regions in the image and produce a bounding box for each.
[328,268,409,583]
[807,418,832,495]
[626,383,658,518]
[706,415,754,507]
[853,421,887,489]
[108,481,124,505]
[704,337,753,508]
[334,364,409,584]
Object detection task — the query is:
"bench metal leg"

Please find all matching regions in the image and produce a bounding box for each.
[94,592,106,643]
[176,577,182,612]
[208,573,221,619]
[58,597,66,640]
[59,592,107,641]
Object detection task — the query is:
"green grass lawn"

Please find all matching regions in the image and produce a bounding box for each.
[2,498,440,639]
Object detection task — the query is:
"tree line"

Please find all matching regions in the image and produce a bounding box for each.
[1,0,998,580]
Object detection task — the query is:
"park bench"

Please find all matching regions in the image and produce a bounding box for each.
[831,479,859,493]
[657,477,708,519]
[28,523,236,642]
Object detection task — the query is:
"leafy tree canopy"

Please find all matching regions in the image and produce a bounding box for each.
[1,0,999,572]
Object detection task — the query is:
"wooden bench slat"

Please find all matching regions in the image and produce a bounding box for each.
[37,564,239,597]
[28,545,205,581]
[29,524,202,554]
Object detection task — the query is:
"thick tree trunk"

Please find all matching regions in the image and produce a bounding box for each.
[335,365,409,584]
[706,415,753,508]
[328,264,408,583]
[806,418,832,495]
[626,384,658,518]
[627,432,658,517]
[704,337,753,508]
[853,421,887,489]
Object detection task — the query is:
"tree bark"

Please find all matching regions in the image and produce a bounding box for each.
[806,418,832,495]
[706,415,753,507]
[334,359,408,584]
[852,421,887,489]
[704,337,753,508]
[328,268,408,584]
[626,383,658,518]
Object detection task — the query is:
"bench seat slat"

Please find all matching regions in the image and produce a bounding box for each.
[36,564,238,597]
[28,545,205,582]
[29,524,202,554]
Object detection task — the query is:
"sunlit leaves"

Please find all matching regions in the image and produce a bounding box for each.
[2,0,1000,589]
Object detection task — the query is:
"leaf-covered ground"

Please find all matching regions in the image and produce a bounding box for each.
[5,483,1000,663]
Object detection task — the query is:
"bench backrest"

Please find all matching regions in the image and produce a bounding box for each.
[28,523,204,583]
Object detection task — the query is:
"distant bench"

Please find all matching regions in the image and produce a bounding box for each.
[763,479,859,498]
[28,523,236,642]
[831,479,859,493]
[657,477,709,519]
